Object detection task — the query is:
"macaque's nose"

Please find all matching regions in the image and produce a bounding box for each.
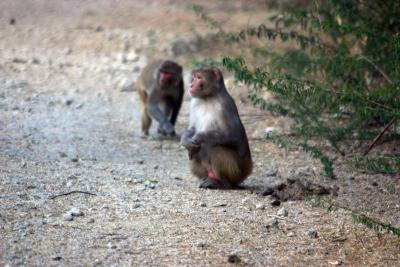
[160,71,171,82]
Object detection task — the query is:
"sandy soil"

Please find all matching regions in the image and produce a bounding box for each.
[1,1,399,266]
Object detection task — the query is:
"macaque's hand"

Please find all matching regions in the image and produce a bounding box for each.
[181,130,200,152]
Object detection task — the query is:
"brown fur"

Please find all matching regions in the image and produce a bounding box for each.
[136,60,183,137]
[181,67,252,189]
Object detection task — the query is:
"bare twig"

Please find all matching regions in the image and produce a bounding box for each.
[49,190,97,200]
[359,56,393,84]
[363,118,396,156]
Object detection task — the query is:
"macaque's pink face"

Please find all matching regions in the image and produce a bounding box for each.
[159,70,172,85]
[189,72,203,96]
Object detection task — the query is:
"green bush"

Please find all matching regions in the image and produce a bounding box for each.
[195,1,400,176]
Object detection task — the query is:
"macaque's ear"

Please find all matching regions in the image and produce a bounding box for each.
[211,67,221,81]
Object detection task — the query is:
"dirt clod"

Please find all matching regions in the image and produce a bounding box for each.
[264,179,332,204]
[227,254,241,264]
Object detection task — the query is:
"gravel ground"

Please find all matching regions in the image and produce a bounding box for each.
[1,1,399,266]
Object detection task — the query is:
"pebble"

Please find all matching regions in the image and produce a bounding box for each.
[265,169,278,176]
[255,203,265,210]
[69,207,83,216]
[200,203,207,207]
[328,260,342,266]
[265,217,279,228]
[196,242,206,248]
[265,126,277,134]
[107,242,117,249]
[287,231,295,237]
[271,199,281,206]
[133,203,140,209]
[262,187,274,196]
[31,58,40,64]
[227,254,241,263]
[64,98,73,106]
[132,178,143,184]
[63,213,73,221]
[306,229,318,238]
[241,197,250,204]
[70,157,79,163]
[88,218,95,223]
[277,207,288,217]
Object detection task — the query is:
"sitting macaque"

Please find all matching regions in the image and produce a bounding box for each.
[181,67,253,189]
[136,60,184,137]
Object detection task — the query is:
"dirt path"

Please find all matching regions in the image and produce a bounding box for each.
[1,1,399,266]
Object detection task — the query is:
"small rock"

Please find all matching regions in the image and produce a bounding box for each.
[88,218,95,223]
[107,242,117,249]
[63,213,73,221]
[196,242,206,248]
[200,203,207,207]
[132,178,143,184]
[65,48,73,55]
[277,207,288,217]
[227,254,241,263]
[133,203,140,209]
[271,199,281,206]
[26,184,36,189]
[265,127,277,134]
[371,181,378,187]
[265,169,278,176]
[9,18,16,25]
[71,157,79,163]
[120,78,136,92]
[265,217,279,228]
[241,197,250,204]
[13,58,28,64]
[328,260,342,266]
[31,58,40,64]
[306,229,318,238]
[262,187,274,196]
[69,207,83,216]
[287,231,295,237]
[21,161,27,168]
[137,160,144,164]
[52,256,62,261]
[255,203,265,210]
[64,98,73,106]
[95,26,104,32]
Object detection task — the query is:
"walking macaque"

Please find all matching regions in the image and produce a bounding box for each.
[137,60,184,137]
[180,67,252,189]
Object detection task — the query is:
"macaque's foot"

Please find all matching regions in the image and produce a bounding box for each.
[140,132,149,139]
[158,126,176,138]
[199,178,233,190]
[157,126,167,136]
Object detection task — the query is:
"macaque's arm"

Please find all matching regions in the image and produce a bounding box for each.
[147,90,174,134]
